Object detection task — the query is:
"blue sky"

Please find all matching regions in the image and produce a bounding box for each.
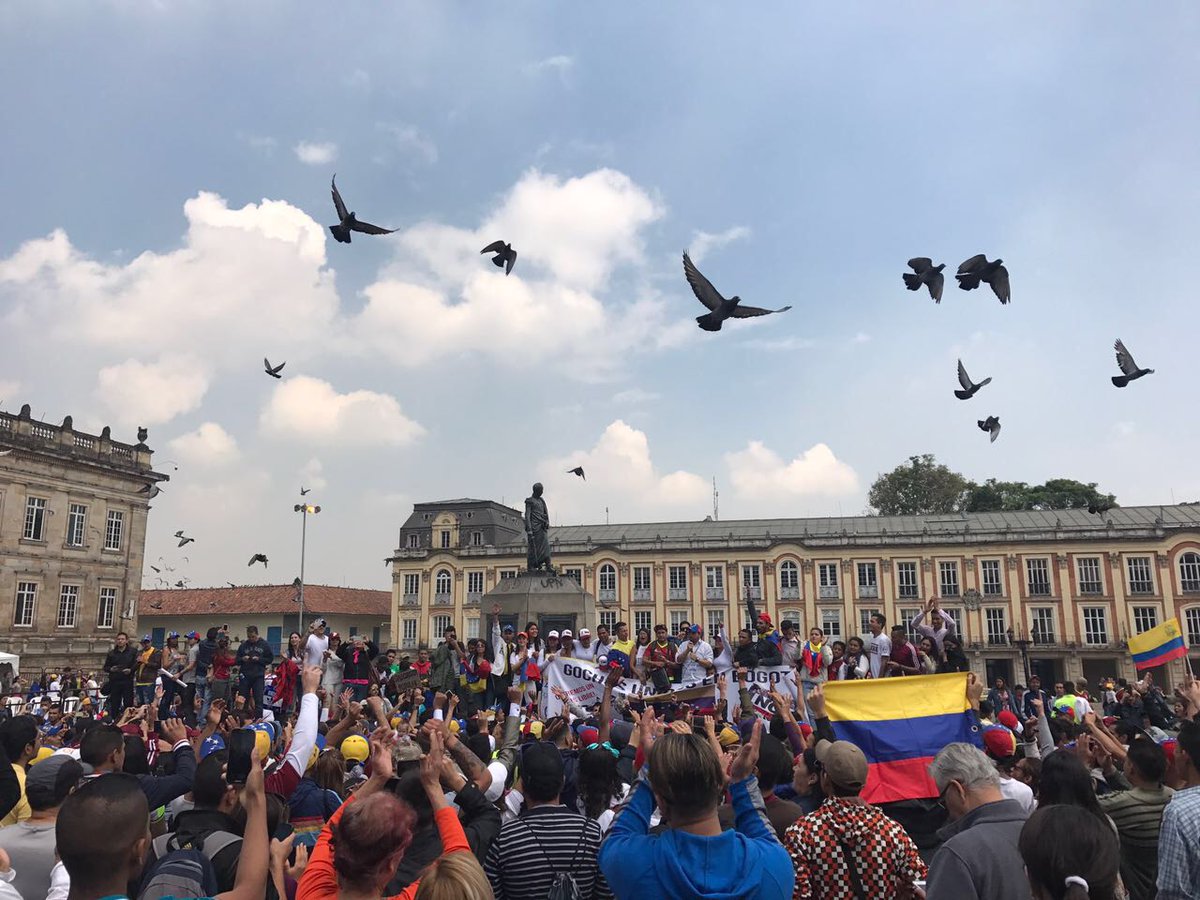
[2,2,1197,591]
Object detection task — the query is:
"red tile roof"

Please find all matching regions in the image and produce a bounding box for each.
[139,584,389,617]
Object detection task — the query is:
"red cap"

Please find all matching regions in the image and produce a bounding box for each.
[997,710,1020,731]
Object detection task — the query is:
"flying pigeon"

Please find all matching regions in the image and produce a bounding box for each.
[136,426,149,444]
[955,255,1010,304]
[903,257,945,303]
[683,251,792,332]
[176,533,194,548]
[954,359,993,400]
[150,565,161,574]
[567,466,586,480]
[292,577,302,589]
[480,241,517,275]
[264,358,285,379]
[248,553,269,568]
[174,580,187,588]
[148,600,164,610]
[977,416,1002,443]
[329,174,396,244]
[226,582,237,589]
[139,484,162,498]
[1111,339,1154,388]
[300,486,311,496]
[1088,500,1114,515]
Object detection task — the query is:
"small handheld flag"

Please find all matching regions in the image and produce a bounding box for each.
[1127,618,1188,671]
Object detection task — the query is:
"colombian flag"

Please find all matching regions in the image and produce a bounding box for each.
[1128,618,1188,671]
[823,673,981,804]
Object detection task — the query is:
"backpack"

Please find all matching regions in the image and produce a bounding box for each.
[518,818,589,900]
[137,849,220,900]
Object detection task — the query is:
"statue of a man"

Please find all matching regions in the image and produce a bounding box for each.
[524,482,552,573]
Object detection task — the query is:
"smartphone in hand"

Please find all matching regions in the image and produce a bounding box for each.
[226,729,255,785]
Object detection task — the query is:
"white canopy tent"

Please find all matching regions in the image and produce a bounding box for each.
[0,651,18,675]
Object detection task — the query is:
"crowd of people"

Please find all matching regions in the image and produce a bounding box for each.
[0,598,1198,900]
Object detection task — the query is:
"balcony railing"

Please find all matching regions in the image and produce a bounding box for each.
[433,593,452,606]
[598,589,617,604]
[898,586,919,598]
[1028,582,1051,596]
[402,594,420,607]
[743,586,761,601]
[779,585,800,600]
[668,588,688,602]
[858,584,879,600]
[1078,582,1103,595]
[1128,582,1155,595]
[818,585,840,600]
[1032,632,1057,645]
[987,635,1010,647]
[705,587,725,602]
[982,584,1003,596]
[941,585,961,598]
[633,589,652,603]
[1183,580,1200,593]
[466,592,482,606]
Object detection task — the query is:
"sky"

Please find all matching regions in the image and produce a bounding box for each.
[2,2,1197,592]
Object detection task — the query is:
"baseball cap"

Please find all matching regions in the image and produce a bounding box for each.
[502,623,515,633]
[521,740,565,785]
[341,734,369,763]
[141,635,152,643]
[561,628,573,639]
[982,724,1018,760]
[997,710,1021,732]
[815,739,868,791]
[185,631,200,640]
[200,734,226,759]
[758,612,773,625]
[688,624,702,635]
[25,755,90,809]
[523,720,544,739]
[577,725,599,747]
[547,630,560,639]
[579,628,591,637]
[717,726,740,747]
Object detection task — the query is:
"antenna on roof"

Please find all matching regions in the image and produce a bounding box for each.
[605,506,610,525]
[713,477,719,522]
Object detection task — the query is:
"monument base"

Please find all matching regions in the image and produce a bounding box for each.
[487,572,597,636]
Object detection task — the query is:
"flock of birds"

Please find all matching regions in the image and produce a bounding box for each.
[138,172,1160,592]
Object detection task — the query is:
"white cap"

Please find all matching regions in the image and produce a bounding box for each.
[579,628,591,637]
[561,629,573,638]
[548,630,560,639]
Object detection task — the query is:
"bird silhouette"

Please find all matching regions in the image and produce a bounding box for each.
[977,416,1002,443]
[176,533,194,548]
[567,466,586,480]
[248,553,269,568]
[683,252,792,332]
[226,582,237,589]
[174,580,187,589]
[264,358,285,379]
[956,255,1010,304]
[903,258,945,303]
[139,484,162,498]
[1111,339,1154,388]
[329,175,396,244]
[954,359,993,400]
[1088,500,1115,515]
[480,241,518,275]
[300,486,311,496]
[150,565,161,574]
[148,600,163,610]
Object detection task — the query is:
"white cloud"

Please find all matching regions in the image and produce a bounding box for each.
[0,379,21,405]
[95,357,209,427]
[541,420,710,522]
[376,123,438,165]
[726,441,859,499]
[688,225,751,264]
[293,141,338,165]
[300,457,328,492]
[524,55,574,78]
[168,422,240,467]
[260,376,426,448]
[611,388,661,405]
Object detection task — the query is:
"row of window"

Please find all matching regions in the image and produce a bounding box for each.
[11,581,121,629]
[19,496,126,550]
[407,530,487,550]
[402,553,1200,604]
[398,605,1200,651]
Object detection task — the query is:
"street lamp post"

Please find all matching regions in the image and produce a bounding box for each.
[294,503,321,628]
[1009,625,1032,686]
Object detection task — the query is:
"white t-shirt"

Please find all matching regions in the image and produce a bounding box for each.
[868,633,892,679]
[676,639,714,684]
[305,633,329,668]
[573,640,597,662]
[999,776,1036,814]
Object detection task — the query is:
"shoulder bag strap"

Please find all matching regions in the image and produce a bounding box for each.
[838,838,867,900]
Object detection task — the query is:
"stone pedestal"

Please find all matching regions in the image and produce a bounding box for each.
[486,572,596,635]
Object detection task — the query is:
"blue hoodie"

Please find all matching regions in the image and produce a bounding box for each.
[599,774,793,900]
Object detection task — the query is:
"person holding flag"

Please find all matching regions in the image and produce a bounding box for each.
[1128,617,1190,673]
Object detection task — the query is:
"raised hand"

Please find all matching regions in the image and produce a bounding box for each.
[806,683,826,720]
[729,718,762,783]
[368,724,397,781]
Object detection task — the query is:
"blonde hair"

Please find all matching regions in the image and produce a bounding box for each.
[415,851,493,900]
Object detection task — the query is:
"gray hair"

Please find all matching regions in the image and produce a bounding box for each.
[928,742,1000,792]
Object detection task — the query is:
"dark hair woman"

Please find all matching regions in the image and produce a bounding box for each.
[1019,805,1120,900]
[938,634,971,674]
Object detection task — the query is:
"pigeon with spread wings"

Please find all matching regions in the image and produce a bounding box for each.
[1111,339,1154,388]
[955,255,1010,304]
[954,359,992,400]
[328,174,396,244]
[567,466,586,481]
[248,553,269,568]
[977,416,1002,443]
[903,257,945,303]
[683,252,792,332]
[480,241,517,275]
[264,358,285,379]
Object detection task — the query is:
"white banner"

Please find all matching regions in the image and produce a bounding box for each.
[541,658,802,720]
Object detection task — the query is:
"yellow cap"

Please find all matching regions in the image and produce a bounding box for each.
[250,728,270,759]
[31,747,55,765]
[341,734,369,763]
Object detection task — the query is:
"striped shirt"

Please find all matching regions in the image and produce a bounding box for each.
[1099,784,1173,900]
[483,804,612,900]
[1158,784,1200,900]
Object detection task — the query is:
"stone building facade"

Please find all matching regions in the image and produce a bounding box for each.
[0,405,167,672]
[388,499,1200,690]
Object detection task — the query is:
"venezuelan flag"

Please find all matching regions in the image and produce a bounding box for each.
[1128,618,1188,671]
[823,673,981,804]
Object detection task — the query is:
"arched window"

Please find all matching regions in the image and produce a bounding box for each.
[599,564,616,592]
[779,560,799,589]
[435,570,452,596]
[1180,552,1200,593]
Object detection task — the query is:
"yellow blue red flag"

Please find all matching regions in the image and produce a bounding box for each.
[823,673,981,804]
[1127,618,1188,671]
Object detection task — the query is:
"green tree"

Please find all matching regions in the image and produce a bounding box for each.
[867,455,972,516]
[963,478,1117,512]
